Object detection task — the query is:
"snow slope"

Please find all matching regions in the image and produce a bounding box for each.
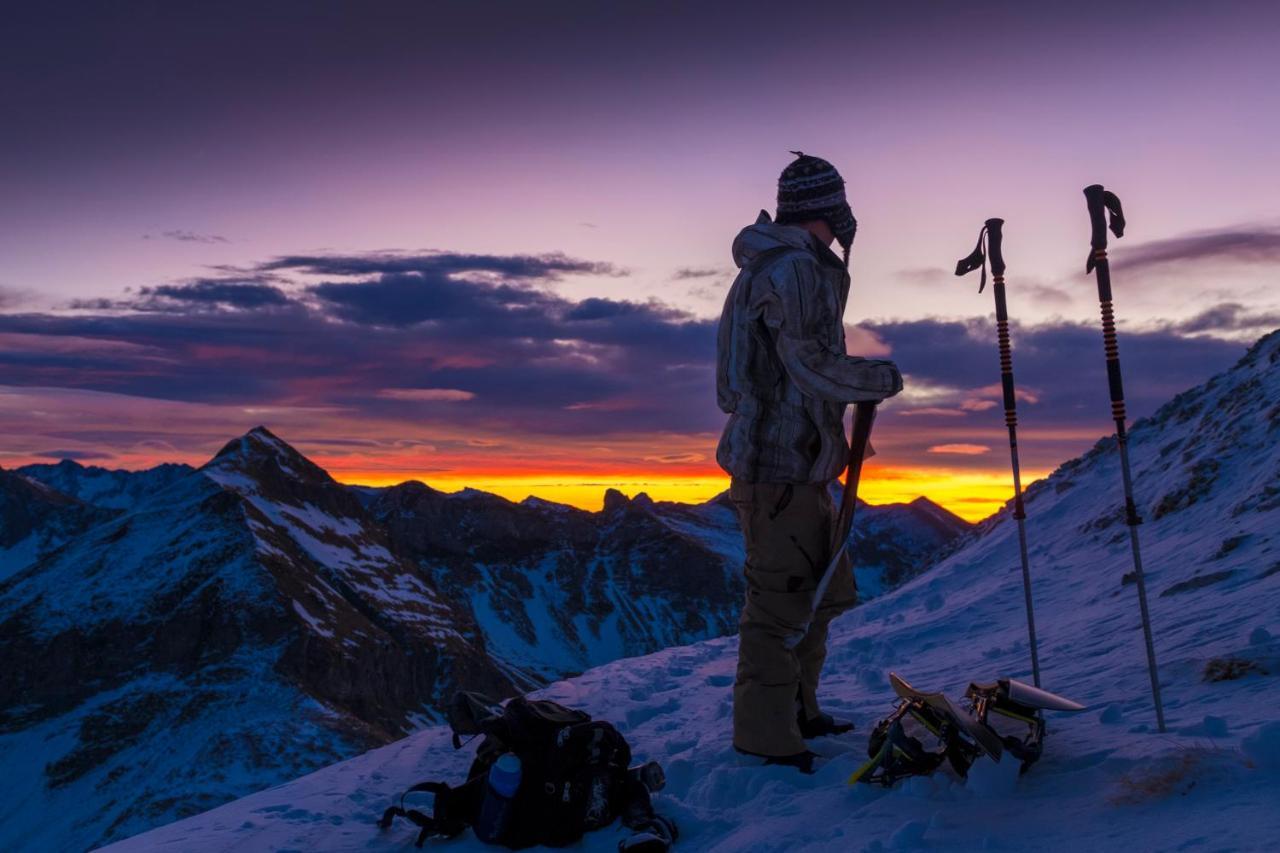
[108,331,1280,851]
[0,430,512,852]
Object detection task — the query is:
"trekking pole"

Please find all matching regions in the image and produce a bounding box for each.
[809,400,877,620]
[1083,183,1166,733]
[954,218,1042,687]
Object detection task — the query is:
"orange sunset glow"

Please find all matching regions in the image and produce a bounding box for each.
[323,458,1041,523]
[329,470,1039,523]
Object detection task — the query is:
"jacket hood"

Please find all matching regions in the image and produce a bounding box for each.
[731,210,843,270]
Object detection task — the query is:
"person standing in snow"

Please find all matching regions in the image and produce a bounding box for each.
[716,153,903,772]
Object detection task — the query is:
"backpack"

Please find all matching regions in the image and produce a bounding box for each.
[377,692,673,850]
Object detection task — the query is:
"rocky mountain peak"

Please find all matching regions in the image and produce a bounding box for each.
[601,488,656,515]
[602,488,630,513]
[205,426,332,488]
[906,496,970,529]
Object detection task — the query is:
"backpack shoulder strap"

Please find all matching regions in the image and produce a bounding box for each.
[376,778,484,848]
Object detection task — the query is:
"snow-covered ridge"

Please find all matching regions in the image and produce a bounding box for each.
[0,428,511,852]
[0,422,969,851]
[108,330,1280,852]
[15,457,192,510]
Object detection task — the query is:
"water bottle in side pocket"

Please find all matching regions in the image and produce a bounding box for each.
[474,753,522,843]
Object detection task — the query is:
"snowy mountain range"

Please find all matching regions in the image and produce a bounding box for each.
[102,330,1280,852]
[0,426,966,851]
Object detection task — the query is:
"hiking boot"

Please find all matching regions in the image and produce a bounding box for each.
[734,747,818,775]
[798,710,855,739]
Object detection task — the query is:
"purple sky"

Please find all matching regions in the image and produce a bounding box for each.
[5,2,1278,318]
[1,1,1278,514]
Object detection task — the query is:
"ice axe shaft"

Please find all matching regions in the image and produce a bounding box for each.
[810,400,877,618]
[1083,183,1166,733]
[955,218,1042,687]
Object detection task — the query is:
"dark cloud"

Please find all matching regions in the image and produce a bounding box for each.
[1167,302,1280,335]
[145,230,230,244]
[865,317,1246,469]
[0,250,714,436]
[872,318,1243,408]
[260,252,627,328]
[260,252,625,281]
[1114,226,1280,273]
[70,279,292,313]
[0,249,1254,462]
[674,268,721,280]
[310,272,551,327]
[143,280,291,309]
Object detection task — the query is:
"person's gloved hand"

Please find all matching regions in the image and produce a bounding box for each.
[867,359,903,399]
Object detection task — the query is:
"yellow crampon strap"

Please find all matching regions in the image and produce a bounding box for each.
[990,705,1038,726]
[847,740,891,785]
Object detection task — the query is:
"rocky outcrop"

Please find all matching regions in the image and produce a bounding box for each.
[0,467,114,580]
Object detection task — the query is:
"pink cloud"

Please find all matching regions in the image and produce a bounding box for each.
[927,443,991,455]
[845,324,892,357]
[899,407,967,417]
[376,388,475,402]
[973,383,1041,404]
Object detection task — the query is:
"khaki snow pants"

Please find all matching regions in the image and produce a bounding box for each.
[730,479,858,757]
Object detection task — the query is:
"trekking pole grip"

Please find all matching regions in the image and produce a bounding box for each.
[1084,184,1109,251]
[984,218,1006,276]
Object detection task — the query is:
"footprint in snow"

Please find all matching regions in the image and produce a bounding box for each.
[625,697,680,728]
[251,805,319,823]
[664,736,698,754]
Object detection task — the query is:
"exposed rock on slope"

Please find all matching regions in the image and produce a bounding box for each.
[0,467,112,581]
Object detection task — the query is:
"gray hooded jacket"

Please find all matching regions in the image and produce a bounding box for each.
[716,212,902,484]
